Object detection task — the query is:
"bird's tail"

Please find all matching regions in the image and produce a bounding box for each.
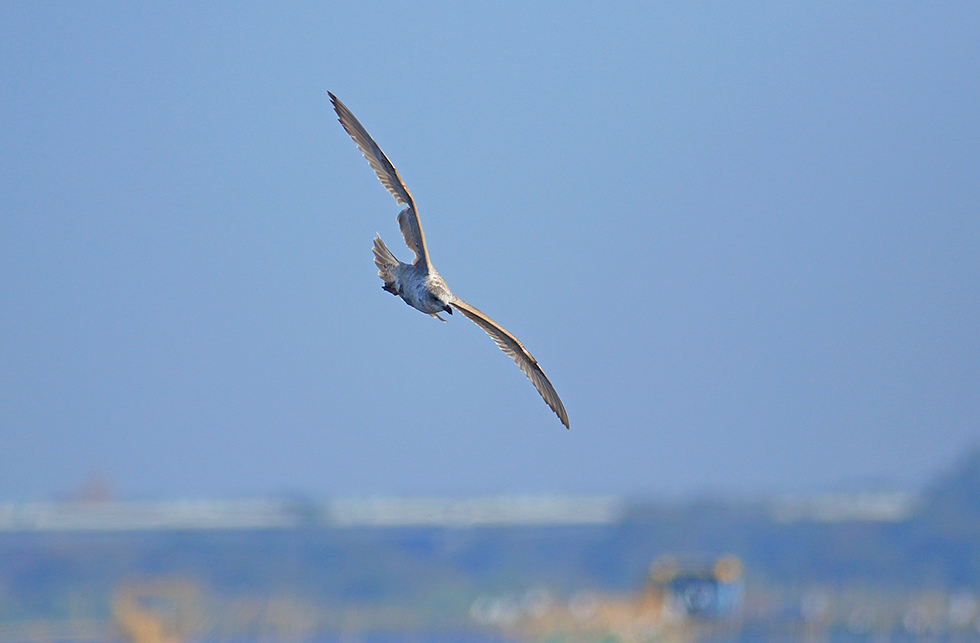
[372,235,399,293]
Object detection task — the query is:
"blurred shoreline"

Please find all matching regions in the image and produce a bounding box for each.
[1,450,977,641]
[0,491,917,533]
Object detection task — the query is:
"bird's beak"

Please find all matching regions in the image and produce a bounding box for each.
[443,305,453,315]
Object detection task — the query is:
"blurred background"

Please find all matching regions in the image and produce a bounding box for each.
[1,3,977,642]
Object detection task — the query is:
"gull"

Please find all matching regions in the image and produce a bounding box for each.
[329,92,569,429]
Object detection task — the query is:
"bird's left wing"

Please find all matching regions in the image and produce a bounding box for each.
[450,297,569,429]
[329,92,430,268]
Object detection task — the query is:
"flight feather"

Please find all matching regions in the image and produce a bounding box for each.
[450,297,569,429]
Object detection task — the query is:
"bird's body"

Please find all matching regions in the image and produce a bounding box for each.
[329,92,569,429]
[372,231,452,318]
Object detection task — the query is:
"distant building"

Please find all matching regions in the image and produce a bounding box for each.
[649,555,744,620]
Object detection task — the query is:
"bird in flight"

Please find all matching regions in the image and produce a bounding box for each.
[329,92,569,429]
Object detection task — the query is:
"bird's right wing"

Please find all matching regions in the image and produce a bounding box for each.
[329,92,430,268]
[450,297,569,429]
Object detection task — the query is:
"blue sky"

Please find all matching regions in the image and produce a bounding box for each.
[1,3,977,500]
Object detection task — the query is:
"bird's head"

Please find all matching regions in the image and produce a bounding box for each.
[427,291,453,315]
[426,276,454,315]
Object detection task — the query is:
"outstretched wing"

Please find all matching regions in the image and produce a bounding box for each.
[329,92,430,268]
[450,297,569,429]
